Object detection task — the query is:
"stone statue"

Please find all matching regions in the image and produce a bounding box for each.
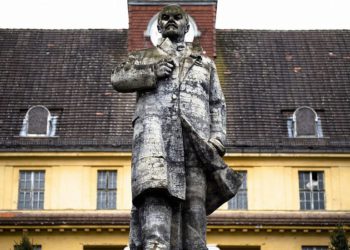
[111,5,242,250]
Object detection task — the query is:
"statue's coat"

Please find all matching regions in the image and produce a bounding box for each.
[111,38,227,211]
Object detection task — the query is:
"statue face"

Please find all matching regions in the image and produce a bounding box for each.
[157,5,189,42]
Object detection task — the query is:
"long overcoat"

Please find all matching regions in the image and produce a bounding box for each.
[111,38,226,208]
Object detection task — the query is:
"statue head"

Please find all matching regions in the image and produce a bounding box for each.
[157,5,190,43]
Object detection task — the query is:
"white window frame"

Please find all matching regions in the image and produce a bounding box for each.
[97,170,117,210]
[293,106,323,138]
[18,170,45,210]
[287,106,323,138]
[228,171,248,210]
[20,105,58,137]
[299,171,325,210]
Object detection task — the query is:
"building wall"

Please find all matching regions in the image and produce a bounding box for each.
[0,231,129,250]
[0,230,334,250]
[0,152,349,249]
[208,231,331,250]
[224,153,350,211]
[0,153,132,210]
[1,153,350,211]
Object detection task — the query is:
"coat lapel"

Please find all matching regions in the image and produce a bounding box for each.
[179,52,203,82]
[180,38,204,82]
[179,56,196,83]
[157,38,176,57]
[157,38,203,82]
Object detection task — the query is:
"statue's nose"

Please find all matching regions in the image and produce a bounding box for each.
[168,15,175,22]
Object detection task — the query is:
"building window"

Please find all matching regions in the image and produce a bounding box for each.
[97,170,117,209]
[287,106,323,138]
[228,171,248,210]
[302,247,328,250]
[20,105,58,137]
[299,171,325,210]
[18,171,45,210]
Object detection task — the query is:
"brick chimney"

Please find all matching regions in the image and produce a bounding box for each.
[127,0,217,58]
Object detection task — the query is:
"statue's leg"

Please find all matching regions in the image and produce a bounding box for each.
[170,201,182,250]
[182,139,208,250]
[138,195,172,250]
[129,205,142,250]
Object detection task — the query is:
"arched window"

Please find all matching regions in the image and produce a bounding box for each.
[289,106,323,138]
[20,105,57,137]
[145,12,201,46]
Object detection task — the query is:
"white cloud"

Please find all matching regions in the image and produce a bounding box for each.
[216,0,350,29]
[0,0,128,29]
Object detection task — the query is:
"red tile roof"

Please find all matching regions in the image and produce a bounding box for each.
[217,30,350,152]
[0,29,350,152]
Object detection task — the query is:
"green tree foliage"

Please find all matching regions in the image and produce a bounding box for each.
[329,226,349,250]
[14,234,33,250]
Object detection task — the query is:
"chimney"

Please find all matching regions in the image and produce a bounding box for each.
[127,0,218,58]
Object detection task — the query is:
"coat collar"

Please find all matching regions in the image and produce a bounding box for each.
[157,38,202,59]
[157,38,185,56]
[157,38,203,82]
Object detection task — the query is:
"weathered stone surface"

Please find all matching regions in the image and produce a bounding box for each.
[111,5,241,249]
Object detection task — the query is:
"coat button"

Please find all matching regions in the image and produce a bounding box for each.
[172,94,178,100]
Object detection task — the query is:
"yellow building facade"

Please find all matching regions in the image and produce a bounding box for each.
[1,152,349,249]
[1,1,350,249]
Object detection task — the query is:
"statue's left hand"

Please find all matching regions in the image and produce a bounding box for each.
[208,138,226,157]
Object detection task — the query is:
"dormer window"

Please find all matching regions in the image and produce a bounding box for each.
[287,107,323,138]
[20,105,58,137]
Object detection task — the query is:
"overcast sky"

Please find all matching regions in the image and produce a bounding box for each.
[0,0,349,29]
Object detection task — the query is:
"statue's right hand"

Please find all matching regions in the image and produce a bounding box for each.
[154,59,175,79]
